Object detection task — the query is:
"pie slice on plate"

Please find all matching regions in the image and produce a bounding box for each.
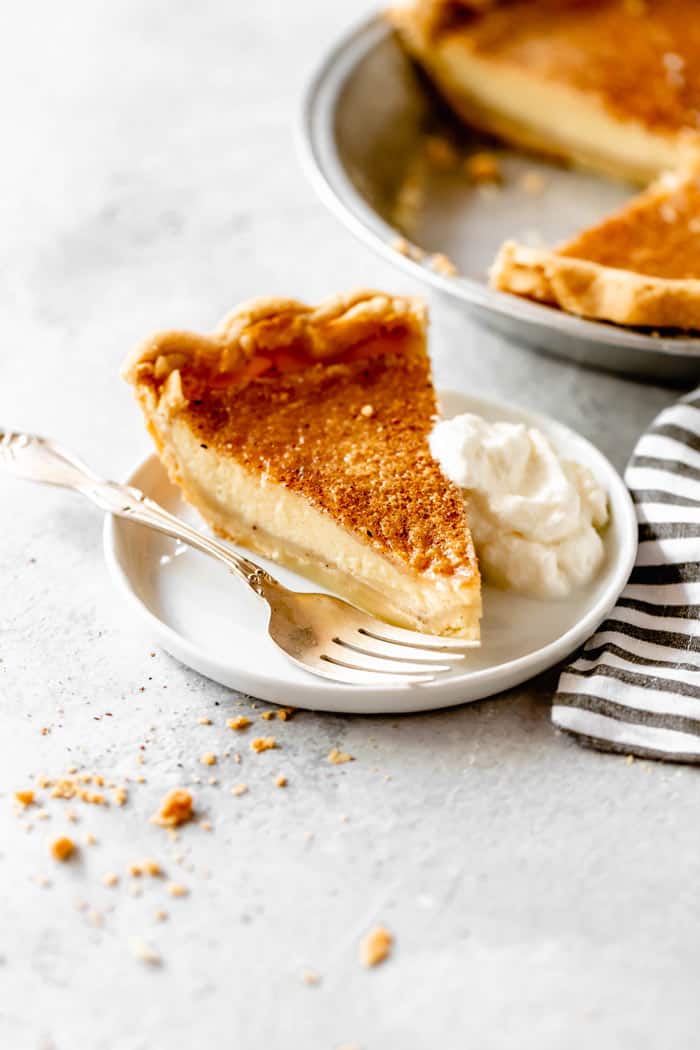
[122,291,481,638]
[490,150,700,328]
[390,0,700,182]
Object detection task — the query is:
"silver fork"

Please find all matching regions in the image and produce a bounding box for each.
[0,429,477,687]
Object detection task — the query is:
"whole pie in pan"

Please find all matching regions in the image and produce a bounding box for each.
[123,291,481,639]
[490,148,700,328]
[390,0,700,183]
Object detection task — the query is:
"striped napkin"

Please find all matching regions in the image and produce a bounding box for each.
[552,388,700,763]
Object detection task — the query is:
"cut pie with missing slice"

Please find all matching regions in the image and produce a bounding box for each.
[490,150,700,328]
[391,0,700,183]
[122,291,481,638]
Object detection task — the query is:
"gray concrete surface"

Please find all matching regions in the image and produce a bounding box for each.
[0,3,697,1049]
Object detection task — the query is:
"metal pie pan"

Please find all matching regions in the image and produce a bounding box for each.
[298,15,700,385]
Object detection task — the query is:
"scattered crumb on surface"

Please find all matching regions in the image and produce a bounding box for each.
[113,786,128,807]
[391,236,426,262]
[465,151,501,183]
[260,711,276,721]
[430,252,458,276]
[520,170,546,195]
[250,737,277,753]
[154,910,168,922]
[84,832,97,846]
[197,717,212,725]
[227,716,251,731]
[14,790,35,807]
[151,788,193,828]
[275,774,288,788]
[277,707,295,721]
[103,872,119,887]
[233,753,241,764]
[423,133,458,170]
[328,749,354,765]
[231,784,248,797]
[200,820,213,832]
[142,859,163,877]
[302,969,320,986]
[167,882,189,898]
[200,753,217,767]
[360,926,393,968]
[129,936,161,966]
[50,836,76,862]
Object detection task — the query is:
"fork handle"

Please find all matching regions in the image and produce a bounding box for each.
[1,431,274,595]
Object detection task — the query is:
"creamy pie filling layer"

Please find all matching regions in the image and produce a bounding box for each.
[425,40,681,183]
[161,422,481,639]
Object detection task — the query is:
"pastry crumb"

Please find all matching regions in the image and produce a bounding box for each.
[275,774,288,788]
[465,151,501,183]
[231,783,248,797]
[259,710,276,721]
[50,836,76,862]
[302,969,320,986]
[360,925,393,967]
[197,717,212,725]
[391,236,425,261]
[328,748,354,765]
[154,909,168,922]
[200,820,213,832]
[84,832,97,846]
[167,882,189,898]
[113,786,128,807]
[103,872,119,887]
[277,707,295,722]
[129,936,161,966]
[14,790,35,807]
[200,752,217,767]
[424,133,458,170]
[250,737,277,753]
[520,170,546,195]
[227,716,251,731]
[151,788,193,827]
[143,859,163,877]
[430,252,458,276]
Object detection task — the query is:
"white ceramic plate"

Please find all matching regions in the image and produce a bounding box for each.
[104,391,637,714]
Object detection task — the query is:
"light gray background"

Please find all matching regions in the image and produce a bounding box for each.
[0,3,696,1049]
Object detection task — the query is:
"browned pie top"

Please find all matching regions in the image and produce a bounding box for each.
[433,0,700,136]
[559,162,700,278]
[124,291,478,582]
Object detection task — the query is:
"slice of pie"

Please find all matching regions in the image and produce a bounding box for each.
[390,0,700,182]
[122,291,481,638]
[490,150,700,328]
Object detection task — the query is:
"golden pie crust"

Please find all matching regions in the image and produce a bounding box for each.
[123,291,481,638]
[490,151,700,328]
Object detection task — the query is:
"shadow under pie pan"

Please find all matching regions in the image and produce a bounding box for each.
[104,391,637,715]
[298,14,700,385]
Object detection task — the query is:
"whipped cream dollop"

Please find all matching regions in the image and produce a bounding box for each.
[429,413,609,599]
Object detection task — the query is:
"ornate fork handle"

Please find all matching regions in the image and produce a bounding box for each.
[0,429,274,595]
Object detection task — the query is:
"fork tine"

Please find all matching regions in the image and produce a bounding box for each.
[289,657,437,688]
[335,633,462,666]
[357,623,479,653]
[322,642,452,677]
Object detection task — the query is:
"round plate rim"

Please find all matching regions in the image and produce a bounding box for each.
[103,391,638,714]
[297,12,700,362]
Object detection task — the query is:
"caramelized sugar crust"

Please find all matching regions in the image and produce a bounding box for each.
[126,292,478,581]
[560,168,700,278]
[430,0,700,135]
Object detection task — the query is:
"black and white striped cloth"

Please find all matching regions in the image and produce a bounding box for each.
[552,389,700,763]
